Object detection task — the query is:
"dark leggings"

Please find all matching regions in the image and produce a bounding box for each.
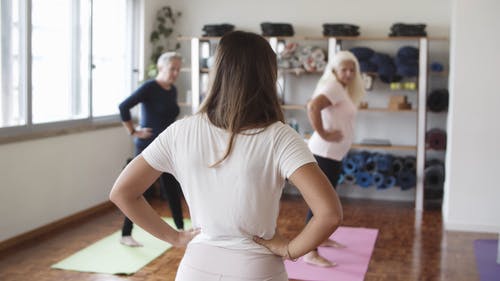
[121,143,184,237]
[305,155,343,223]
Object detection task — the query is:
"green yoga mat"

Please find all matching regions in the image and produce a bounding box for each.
[52,218,191,275]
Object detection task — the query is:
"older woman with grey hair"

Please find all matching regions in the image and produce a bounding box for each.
[117,52,185,247]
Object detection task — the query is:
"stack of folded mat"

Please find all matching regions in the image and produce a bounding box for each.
[389,23,427,37]
[322,23,360,36]
[260,22,294,36]
[202,24,234,37]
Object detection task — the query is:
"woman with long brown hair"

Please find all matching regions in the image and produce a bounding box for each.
[110,31,342,280]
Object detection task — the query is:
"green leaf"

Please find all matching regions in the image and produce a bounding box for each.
[150,31,159,42]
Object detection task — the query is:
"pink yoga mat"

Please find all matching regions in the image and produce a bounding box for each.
[285,226,378,281]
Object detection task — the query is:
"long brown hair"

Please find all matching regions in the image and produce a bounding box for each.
[198,31,285,167]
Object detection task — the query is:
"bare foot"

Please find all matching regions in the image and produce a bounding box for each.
[321,239,346,248]
[120,236,143,247]
[303,251,337,267]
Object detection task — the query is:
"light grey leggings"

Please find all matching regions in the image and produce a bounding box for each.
[175,243,288,281]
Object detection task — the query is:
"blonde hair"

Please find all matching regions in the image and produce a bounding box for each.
[313,50,365,105]
[198,31,284,167]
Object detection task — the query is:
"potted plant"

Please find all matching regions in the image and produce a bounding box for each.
[147,6,182,78]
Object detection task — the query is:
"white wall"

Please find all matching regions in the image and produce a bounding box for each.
[443,0,500,233]
[0,128,133,242]
[163,0,450,37]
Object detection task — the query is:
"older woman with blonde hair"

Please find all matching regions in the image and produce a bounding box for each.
[110,31,342,280]
[304,50,365,267]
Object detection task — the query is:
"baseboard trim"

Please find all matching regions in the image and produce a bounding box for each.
[444,221,500,234]
[0,201,116,253]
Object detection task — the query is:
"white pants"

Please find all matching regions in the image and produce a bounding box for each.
[175,243,288,281]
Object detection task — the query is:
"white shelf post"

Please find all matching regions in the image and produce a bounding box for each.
[416,38,428,211]
[190,38,200,112]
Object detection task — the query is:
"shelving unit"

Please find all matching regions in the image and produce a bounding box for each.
[180,35,447,211]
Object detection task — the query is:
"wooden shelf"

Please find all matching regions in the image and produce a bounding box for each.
[179,35,449,42]
[351,144,417,151]
[279,68,322,75]
[178,102,192,107]
[429,70,449,77]
[178,36,221,41]
[282,104,306,110]
[282,105,416,112]
[359,108,417,112]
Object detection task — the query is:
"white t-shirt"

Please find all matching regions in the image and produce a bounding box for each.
[142,114,315,253]
[308,78,357,161]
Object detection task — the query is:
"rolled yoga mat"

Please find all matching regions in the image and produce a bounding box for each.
[355,171,373,188]
[391,157,404,175]
[343,174,357,185]
[383,175,397,189]
[340,152,416,190]
[403,156,417,172]
[427,89,449,112]
[363,157,377,173]
[342,157,358,175]
[424,162,445,190]
[397,170,416,190]
[373,153,392,173]
[371,172,385,189]
[426,128,447,150]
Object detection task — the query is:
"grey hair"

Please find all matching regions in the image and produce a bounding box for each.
[157,52,182,68]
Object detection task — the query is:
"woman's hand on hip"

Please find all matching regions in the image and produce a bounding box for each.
[253,229,288,258]
[173,228,201,247]
[134,127,153,139]
[323,129,343,142]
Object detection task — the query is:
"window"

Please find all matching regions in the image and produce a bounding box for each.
[0,0,139,131]
[92,0,131,117]
[0,0,24,127]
